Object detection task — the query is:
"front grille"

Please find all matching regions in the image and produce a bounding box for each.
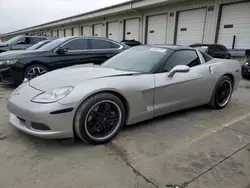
[31,122,51,131]
[16,116,50,131]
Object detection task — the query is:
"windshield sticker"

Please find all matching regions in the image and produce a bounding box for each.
[150,48,167,53]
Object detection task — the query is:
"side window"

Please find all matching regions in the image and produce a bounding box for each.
[30,37,46,44]
[200,51,212,62]
[165,50,200,72]
[209,45,228,53]
[89,39,120,49]
[63,39,88,50]
[15,37,29,45]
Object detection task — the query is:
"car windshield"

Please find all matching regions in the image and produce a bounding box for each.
[5,35,22,44]
[27,40,51,50]
[102,46,168,73]
[38,38,68,51]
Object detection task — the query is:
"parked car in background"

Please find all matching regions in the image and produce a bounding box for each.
[242,58,250,79]
[0,35,57,53]
[121,39,142,47]
[0,36,129,85]
[0,40,53,56]
[7,45,241,144]
[189,43,231,59]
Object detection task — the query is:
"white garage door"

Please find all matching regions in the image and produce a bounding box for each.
[44,31,50,36]
[52,30,57,37]
[93,24,104,37]
[65,28,72,37]
[107,21,119,41]
[176,8,206,45]
[82,26,90,36]
[73,27,80,36]
[58,30,64,37]
[125,18,140,41]
[218,2,250,49]
[147,14,168,44]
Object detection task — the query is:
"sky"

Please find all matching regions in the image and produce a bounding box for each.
[0,0,129,34]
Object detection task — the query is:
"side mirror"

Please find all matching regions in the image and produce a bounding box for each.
[168,65,190,78]
[55,47,68,54]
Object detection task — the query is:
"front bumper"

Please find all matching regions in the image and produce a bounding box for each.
[242,65,250,76]
[0,67,15,84]
[7,84,76,139]
[0,64,25,85]
[9,114,71,139]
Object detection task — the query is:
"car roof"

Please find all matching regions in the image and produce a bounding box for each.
[189,43,225,47]
[149,44,195,51]
[61,36,128,46]
[62,36,119,40]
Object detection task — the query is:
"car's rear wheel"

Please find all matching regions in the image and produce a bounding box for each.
[24,64,48,80]
[74,93,125,144]
[209,76,233,109]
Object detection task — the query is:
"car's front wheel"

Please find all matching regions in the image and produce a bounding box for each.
[209,76,233,109]
[24,64,48,81]
[74,93,125,144]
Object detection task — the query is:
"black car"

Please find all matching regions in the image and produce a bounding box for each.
[0,36,129,85]
[242,58,250,79]
[189,43,231,59]
[121,39,142,47]
[0,35,57,53]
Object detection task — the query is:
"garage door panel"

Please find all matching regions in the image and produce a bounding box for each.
[147,14,168,44]
[176,8,206,46]
[65,28,72,37]
[58,30,64,37]
[82,26,90,36]
[52,31,57,36]
[218,2,250,49]
[73,27,80,36]
[93,24,104,37]
[108,22,119,41]
[125,19,140,41]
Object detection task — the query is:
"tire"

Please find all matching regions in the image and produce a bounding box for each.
[24,64,48,81]
[242,75,250,80]
[209,76,233,109]
[74,93,125,145]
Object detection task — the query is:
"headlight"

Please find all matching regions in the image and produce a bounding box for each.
[31,86,74,103]
[244,61,250,66]
[0,59,18,66]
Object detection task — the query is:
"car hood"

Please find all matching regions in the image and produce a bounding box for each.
[29,65,138,91]
[0,50,27,56]
[0,50,46,60]
[0,43,8,47]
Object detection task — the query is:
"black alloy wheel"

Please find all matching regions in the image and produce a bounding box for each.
[216,80,232,107]
[209,76,233,109]
[74,93,125,144]
[85,101,121,139]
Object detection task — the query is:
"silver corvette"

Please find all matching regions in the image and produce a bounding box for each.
[7,45,241,144]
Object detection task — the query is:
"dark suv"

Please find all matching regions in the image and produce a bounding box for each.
[189,43,231,59]
[0,35,57,53]
[0,36,129,85]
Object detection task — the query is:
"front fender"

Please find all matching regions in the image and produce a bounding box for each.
[59,74,155,125]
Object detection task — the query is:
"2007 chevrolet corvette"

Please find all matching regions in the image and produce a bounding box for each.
[7,45,241,144]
